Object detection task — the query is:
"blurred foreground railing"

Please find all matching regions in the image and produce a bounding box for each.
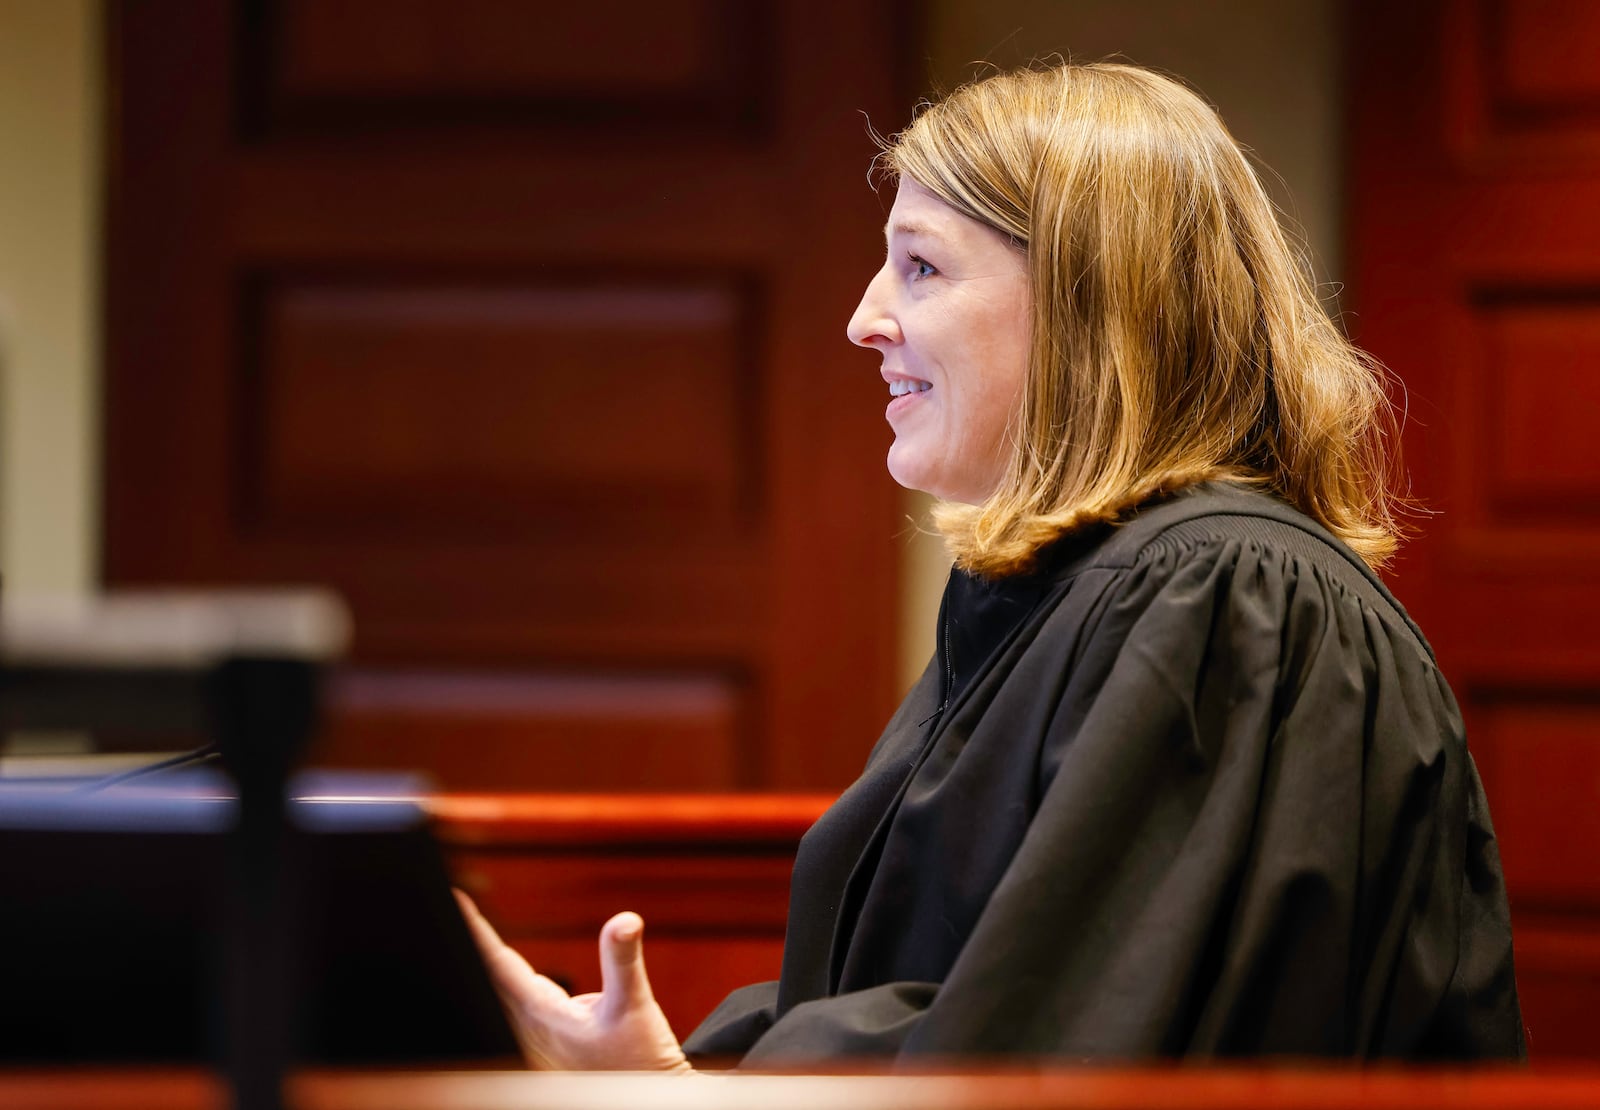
[2,1066,1597,1110]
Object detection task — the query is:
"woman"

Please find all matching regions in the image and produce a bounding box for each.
[460,61,1525,1067]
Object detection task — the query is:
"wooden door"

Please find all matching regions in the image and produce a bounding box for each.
[104,0,913,792]
[1348,0,1600,1059]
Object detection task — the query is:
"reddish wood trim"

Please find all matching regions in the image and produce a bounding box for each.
[426,793,832,846]
[0,1070,223,1110]
[3,1067,1597,1110]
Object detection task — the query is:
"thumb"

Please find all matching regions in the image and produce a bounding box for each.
[597,911,654,1017]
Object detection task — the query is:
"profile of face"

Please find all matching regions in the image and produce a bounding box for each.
[847,178,1031,504]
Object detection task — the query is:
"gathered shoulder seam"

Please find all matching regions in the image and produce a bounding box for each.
[1060,487,1439,665]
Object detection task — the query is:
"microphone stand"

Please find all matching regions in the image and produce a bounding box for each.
[210,656,320,1110]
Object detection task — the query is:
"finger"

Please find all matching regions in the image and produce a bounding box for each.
[455,889,569,1009]
[597,910,653,1018]
[455,888,525,975]
[455,888,503,951]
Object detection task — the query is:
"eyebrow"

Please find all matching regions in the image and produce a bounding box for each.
[884,219,943,242]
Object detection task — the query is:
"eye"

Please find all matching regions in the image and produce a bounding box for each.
[907,253,937,280]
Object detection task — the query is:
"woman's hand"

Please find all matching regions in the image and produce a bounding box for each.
[455,890,692,1072]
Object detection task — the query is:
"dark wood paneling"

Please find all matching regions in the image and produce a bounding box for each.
[456,852,792,934]
[247,276,759,539]
[106,0,910,791]
[1513,918,1600,1059]
[1467,692,1600,908]
[318,671,751,791]
[1492,0,1600,112]
[1476,297,1600,512]
[1350,0,1600,1058]
[1446,0,1600,166]
[244,0,774,137]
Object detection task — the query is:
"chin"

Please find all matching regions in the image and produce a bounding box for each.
[886,444,988,502]
[885,447,938,497]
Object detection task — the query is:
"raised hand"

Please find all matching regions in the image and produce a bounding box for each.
[455,890,692,1072]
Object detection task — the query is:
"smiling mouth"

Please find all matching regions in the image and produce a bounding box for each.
[888,380,932,397]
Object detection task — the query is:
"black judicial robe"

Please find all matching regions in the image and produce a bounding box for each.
[684,483,1525,1063]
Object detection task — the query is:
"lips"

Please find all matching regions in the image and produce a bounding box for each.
[886,384,931,419]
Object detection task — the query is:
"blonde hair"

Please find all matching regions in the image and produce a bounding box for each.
[881,62,1404,576]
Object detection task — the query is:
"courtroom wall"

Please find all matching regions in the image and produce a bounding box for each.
[0,0,101,595]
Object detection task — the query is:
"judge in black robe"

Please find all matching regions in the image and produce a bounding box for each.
[457,60,1525,1070]
[683,483,1524,1063]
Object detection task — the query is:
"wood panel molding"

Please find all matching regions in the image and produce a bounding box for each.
[1488,0,1600,115]
[241,273,763,541]
[1412,285,1600,572]
[319,670,757,791]
[1462,687,1600,911]
[239,0,776,140]
[429,791,831,846]
[1504,915,1600,1059]
[1445,0,1600,167]
[1350,0,1600,1056]
[1469,289,1600,519]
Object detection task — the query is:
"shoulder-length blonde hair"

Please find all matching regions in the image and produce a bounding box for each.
[881,62,1403,576]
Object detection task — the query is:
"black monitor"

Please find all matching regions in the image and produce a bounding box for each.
[0,771,519,1064]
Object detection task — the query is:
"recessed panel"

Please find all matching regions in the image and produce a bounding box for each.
[1446,0,1600,162]
[318,669,751,790]
[1495,918,1600,1058]
[1477,297,1600,513]
[244,279,759,538]
[1467,691,1600,906]
[1492,0,1600,112]
[242,0,773,136]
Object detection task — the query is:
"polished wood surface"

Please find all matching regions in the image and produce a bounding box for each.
[429,791,833,845]
[3,1067,1598,1110]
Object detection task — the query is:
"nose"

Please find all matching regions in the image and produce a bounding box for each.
[846,263,899,349]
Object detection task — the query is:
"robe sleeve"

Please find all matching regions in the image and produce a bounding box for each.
[729,536,1523,1063]
[682,981,780,1060]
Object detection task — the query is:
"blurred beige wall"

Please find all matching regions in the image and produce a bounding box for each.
[0,0,101,595]
[897,0,1345,689]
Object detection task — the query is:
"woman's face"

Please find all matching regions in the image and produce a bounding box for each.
[847,178,1030,504]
